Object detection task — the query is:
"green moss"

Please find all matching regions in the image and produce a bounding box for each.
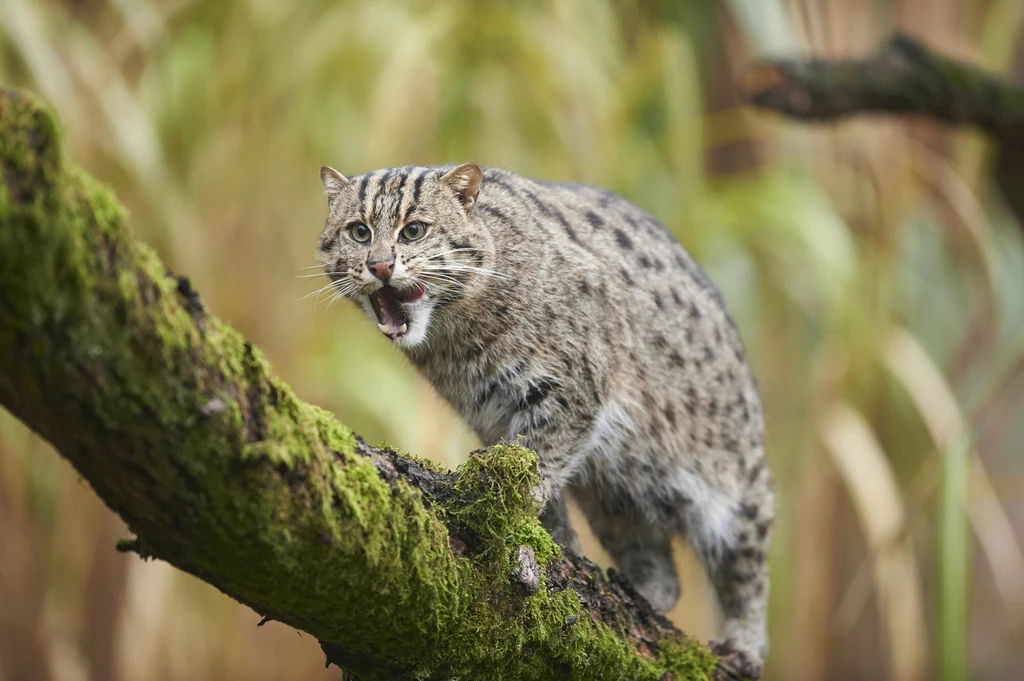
[448,442,561,574]
[403,451,448,473]
[375,439,448,474]
[312,404,357,454]
[658,638,719,680]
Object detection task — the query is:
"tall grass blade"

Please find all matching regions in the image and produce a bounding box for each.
[820,403,929,681]
[939,432,971,681]
[884,329,1024,621]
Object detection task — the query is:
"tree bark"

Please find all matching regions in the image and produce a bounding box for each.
[738,32,1024,226]
[0,88,718,680]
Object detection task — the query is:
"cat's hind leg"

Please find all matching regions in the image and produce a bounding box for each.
[574,488,680,613]
[689,456,774,680]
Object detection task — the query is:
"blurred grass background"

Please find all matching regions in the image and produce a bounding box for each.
[2,0,1024,679]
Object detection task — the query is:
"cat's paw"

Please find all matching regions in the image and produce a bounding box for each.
[709,639,762,681]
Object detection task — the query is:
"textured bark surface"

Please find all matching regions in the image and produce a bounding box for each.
[0,88,718,681]
[738,33,1024,130]
[738,32,1024,225]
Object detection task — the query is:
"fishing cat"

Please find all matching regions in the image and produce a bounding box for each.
[315,162,773,678]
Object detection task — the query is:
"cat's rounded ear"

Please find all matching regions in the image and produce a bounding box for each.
[441,163,483,211]
[320,166,351,203]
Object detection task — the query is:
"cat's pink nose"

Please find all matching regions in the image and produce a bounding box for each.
[368,260,393,280]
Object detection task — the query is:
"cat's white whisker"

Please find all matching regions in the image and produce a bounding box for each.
[421,264,508,280]
[298,280,344,302]
[422,262,500,272]
[303,277,362,305]
[418,273,468,290]
[422,247,484,261]
[418,274,466,288]
[325,290,352,312]
[296,271,348,280]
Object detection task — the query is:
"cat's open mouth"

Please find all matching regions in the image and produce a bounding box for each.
[369,283,425,340]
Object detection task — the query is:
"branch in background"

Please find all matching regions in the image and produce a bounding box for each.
[0,88,717,681]
[737,32,1024,225]
[737,33,1024,132]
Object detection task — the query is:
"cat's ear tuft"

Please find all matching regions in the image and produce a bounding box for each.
[441,163,483,211]
[320,166,351,202]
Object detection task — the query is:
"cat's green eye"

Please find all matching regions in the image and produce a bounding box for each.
[400,222,427,242]
[348,223,372,243]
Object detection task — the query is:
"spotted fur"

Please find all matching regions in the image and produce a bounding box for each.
[316,162,774,676]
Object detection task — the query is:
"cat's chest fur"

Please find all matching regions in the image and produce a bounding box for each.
[409,331,586,447]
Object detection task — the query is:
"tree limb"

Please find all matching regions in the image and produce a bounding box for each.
[0,88,719,680]
[738,32,1024,225]
[738,33,1024,132]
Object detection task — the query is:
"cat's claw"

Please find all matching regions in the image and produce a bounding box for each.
[709,640,761,681]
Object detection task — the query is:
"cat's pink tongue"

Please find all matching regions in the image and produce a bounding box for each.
[402,282,425,303]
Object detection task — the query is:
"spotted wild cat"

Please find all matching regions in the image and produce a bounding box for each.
[314,162,774,678]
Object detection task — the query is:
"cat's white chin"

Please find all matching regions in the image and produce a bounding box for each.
[393,300,434,349]
[357,287,433,348]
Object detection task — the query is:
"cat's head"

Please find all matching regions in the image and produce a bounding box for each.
[316,163,489,349]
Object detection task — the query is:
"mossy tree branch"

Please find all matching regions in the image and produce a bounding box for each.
[0,89,718,680]
[738,32,1024,225]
